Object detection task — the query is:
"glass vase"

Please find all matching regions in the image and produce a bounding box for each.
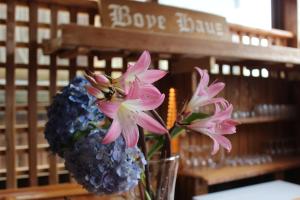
[122,155,180,200]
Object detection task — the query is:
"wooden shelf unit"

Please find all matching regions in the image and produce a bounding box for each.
[0,183,115,200]
[237,116,295,124]
[43,24,300,65]
[180,156,300,186]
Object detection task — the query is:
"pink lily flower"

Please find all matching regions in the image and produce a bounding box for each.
[115,51,167,94]
[97,80,167,147]
[187,67,225,113]
[187,103,238,154]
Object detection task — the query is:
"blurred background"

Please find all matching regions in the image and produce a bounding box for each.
[0,0,300,199]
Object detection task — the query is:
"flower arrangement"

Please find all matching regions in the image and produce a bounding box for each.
[45,51,237,199]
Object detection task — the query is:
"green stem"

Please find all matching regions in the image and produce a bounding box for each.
[147,126,184,159]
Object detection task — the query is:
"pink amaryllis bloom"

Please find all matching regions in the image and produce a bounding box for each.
[114,51,167,94]
[97,80,167,147]
[186,67,225,113]
[187,103,238,155]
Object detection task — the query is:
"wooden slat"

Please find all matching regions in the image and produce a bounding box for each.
[237,116,295,124]
[28,1,38,186]
[48,4,58,184]
[5,0,17,189]
[0,121,46,134]
[35,0,98,9]
[0,163,65,174]
[69,8,77,80]
[43,25,300,65]
[229,23,294,39]
[180,156,300,185]
[0,103,48,111]
[0,144,49,154]
[0,183,117,200]
[87,12,96,72]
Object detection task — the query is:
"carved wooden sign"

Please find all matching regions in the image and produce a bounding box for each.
[99,0,231,41]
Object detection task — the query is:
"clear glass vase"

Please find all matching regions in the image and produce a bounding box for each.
[121,155,180,200]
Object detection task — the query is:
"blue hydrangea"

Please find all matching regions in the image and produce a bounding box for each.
[64,128,146,194]
[44,76,146,194]
[45,77,103,156]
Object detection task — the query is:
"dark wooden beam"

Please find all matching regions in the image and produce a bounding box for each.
[272,0,300,47]
[5,0,17,189]
[43,25,300,65]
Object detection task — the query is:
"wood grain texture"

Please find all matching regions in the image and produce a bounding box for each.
[179,156,300,185]
[0,183,119,200]
[100,0,230,41]
[48,5,58,184]
[44,25,300,64]
[5,0,17,189]
[28,1,38,186]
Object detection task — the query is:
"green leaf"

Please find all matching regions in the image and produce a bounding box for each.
[147,126,183,159]
[147,112,209,159]
[182,112,209,123]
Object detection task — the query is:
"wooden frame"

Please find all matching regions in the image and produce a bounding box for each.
[0,2,299,200]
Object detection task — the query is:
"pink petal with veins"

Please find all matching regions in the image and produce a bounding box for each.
[138,70,167,84]
[137,112,167,134]
[210,134,232,155]
[127,80,162,102]
[127,51,151,74]
[125,94,165,111]
[195,67,209,94]
[102,120,122,144]
[122,124,139,147]
[207,82,225,98]
[97,101,120,119]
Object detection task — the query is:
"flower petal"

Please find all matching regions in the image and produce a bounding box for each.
[85,85,104,99]
[97,101,120,119]
[137,112,167,134]
[127,51,151,75]
[207,82,225,99]
[138,70,167,84]
[122,124,139,147]
[195,67,209,95]
[213,104,233,121]
[94,74,110,84]
[102,120,122,144]
[216,119,238,135]
[210,134,232,155]
[125,93,165,111]
[188,119,214,130]
[127,80,162,102]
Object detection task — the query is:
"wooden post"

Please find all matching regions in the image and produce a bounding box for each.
[49,5,58,184]
[28,1,38,186]
[272,0,300,47]
[88,12,96,72]
[69,8,77,80]
[5,0,17,189]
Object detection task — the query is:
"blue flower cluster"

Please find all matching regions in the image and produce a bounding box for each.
[45,77,103,157]
[44,77,146,194]
[64,129,146,194]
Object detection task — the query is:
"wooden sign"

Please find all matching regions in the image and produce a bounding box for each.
[98,0,231,41]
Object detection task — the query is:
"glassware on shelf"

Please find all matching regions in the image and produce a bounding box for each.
[224,154,272,167]
[232,104,297,120]
[180,144,219,169]
[264,138,298,157]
